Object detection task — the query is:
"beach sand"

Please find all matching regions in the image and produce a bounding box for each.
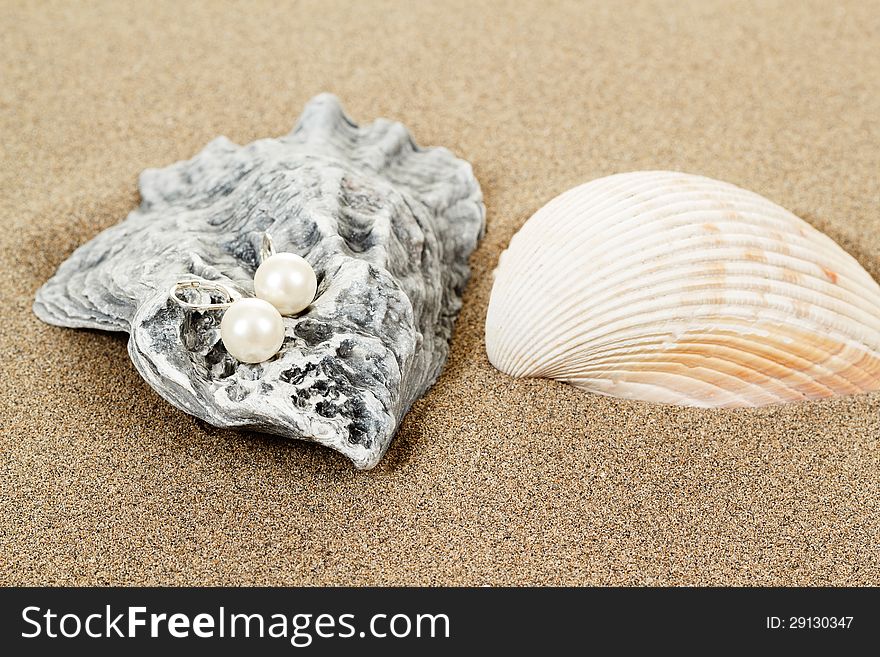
[2,0,879,585]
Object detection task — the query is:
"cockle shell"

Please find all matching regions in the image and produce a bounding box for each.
[485,171,880,407]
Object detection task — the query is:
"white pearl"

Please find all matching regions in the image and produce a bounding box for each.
[254,253,317,316]
[219,298,285,363]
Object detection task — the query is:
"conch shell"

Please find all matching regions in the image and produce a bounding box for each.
[485,171,880,407]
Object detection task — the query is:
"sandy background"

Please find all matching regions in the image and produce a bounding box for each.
[2,0,879,585]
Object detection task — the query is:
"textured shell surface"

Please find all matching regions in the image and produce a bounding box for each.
[485,171,880,407]
[34,94,485,469]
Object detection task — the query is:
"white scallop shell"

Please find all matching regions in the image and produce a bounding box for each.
[485,171,880,407]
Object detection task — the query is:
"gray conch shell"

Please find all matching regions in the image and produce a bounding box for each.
[34,94,485,469]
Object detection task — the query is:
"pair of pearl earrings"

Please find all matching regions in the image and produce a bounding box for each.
[170,234,317,363]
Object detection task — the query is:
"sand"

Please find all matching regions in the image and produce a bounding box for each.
[2,0,879,586]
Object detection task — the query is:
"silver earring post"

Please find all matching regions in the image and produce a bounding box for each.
[168,279,235,311]
[260,232,277,263]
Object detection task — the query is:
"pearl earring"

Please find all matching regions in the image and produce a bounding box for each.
[254,233,317,316]
[168,235,317,364]
[169,280,285,364]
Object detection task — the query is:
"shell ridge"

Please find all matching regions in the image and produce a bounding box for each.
[550,333,865,398]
